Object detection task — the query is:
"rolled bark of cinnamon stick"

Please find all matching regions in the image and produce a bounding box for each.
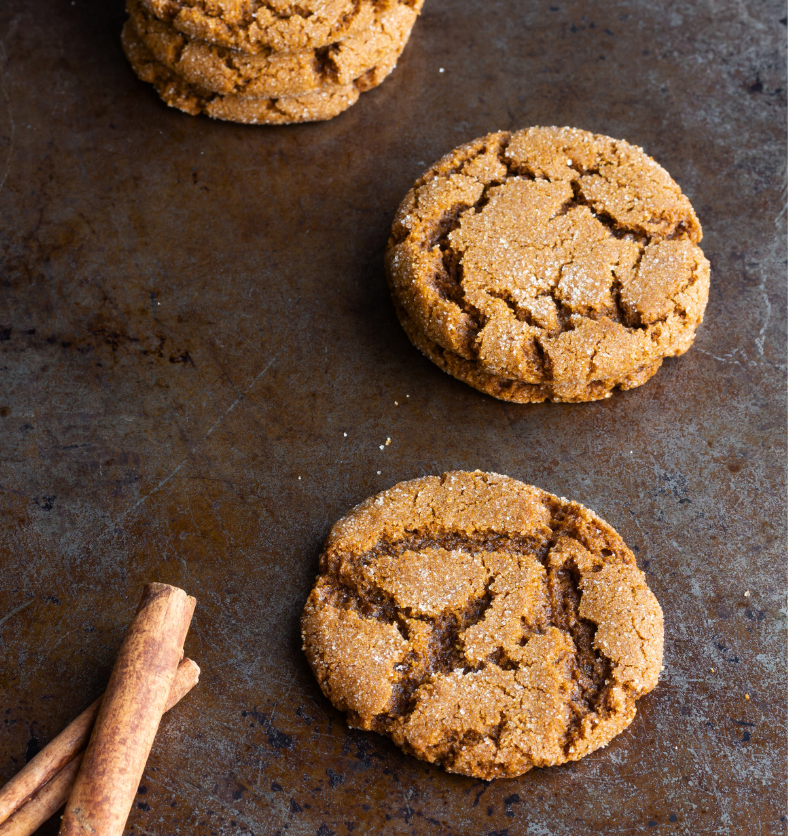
[0,658,199,836]
[0,756,83,836]
[59,583,196,836]
[0,702,100,826]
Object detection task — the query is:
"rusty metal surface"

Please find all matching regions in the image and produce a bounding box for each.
[0,0,785,833]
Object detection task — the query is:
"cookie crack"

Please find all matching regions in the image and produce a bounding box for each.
[534,510,613,752]
[552,555,613,755]
[584,333,607,380]
[496,133,514,177]
[611,244,646,328]
[485,288,553,333]
[320,574,405,635]
[568,178,651,244]
[253,3,320,22]
[367,530,551,559]
[441,720,505,768]
[169,32,189,67]
[267,96,289,117]
[382,587,496,720]
[340,0,364,26]
[315,44,340,82]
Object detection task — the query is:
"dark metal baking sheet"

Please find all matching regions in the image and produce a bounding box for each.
[1,1,785,833]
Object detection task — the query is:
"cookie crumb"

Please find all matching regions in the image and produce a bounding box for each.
[385,438,391,446]
[744,590,750,597]
[745,693,750,700]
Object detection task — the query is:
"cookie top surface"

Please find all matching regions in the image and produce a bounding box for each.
[301,471,664,779]
[139,0,390,53]
[129,0,421,98]
[385,128,710,403]
[122,21,361,124]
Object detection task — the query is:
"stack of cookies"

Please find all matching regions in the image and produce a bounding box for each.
[122,0,425,124]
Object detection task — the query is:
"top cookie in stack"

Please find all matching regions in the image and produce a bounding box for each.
[122,0,425,124]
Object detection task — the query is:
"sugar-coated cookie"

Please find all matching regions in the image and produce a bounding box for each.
[386,128,710,402]
[302,471,664,779]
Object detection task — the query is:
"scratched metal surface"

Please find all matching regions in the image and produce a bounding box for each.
[0,0,785,834]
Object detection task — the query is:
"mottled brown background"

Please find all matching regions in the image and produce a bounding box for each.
[0,1,785,834]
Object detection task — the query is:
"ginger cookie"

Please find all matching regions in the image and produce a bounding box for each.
[138,0,388,54]
[122,20,362,124]
[301,471,664,779]
[128,0,422,99]
[386,128,710,403]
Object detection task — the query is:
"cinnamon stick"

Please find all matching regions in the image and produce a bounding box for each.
[0,658,199,836]
[59,583,196,836]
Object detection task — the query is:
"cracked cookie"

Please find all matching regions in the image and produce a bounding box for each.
[386,127,710,403]
[301,471,664,779]
[128,0,422,98]
[138,0,386,54]
[122,20,362,123]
